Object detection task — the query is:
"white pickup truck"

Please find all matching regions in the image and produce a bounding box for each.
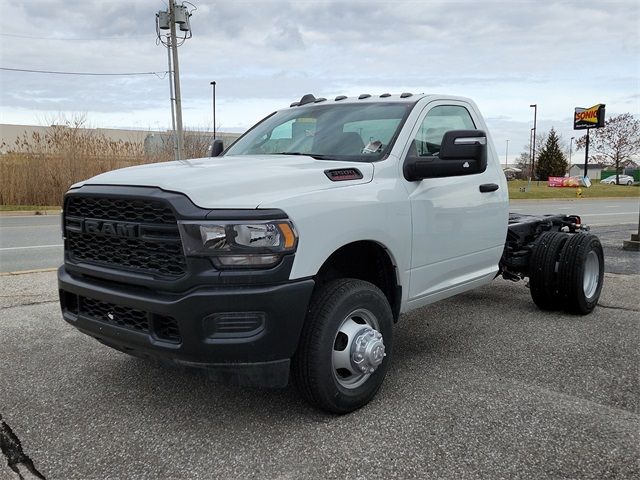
[58,93,604,413]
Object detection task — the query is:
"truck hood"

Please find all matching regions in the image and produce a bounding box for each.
[80,155,374,209]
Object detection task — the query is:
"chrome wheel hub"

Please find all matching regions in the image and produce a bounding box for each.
[332,308,386,389]
[352,328,386,374]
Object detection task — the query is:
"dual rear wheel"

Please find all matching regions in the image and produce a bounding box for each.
[529,232,604,314]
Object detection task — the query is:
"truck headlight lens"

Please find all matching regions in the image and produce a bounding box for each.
[178,220,298,268]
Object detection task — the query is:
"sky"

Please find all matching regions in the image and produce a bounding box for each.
[0,0,638,163]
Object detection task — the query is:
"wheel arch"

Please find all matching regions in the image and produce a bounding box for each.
[313,240,402,321]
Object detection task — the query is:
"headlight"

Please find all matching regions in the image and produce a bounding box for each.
[178,220,298,268]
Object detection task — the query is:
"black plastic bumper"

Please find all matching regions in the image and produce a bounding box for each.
[58,266,314,387]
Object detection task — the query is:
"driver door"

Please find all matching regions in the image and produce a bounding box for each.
[404,101,508,306]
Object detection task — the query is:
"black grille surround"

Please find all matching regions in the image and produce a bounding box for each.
[64,195,187,278]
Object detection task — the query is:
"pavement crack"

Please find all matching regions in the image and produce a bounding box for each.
[0,300,58,310]
[598,303,640,313]
[0,414,46,480]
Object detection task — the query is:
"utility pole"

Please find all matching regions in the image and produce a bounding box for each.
[169,0,184,160]
[156,2,193,161]
[166,34,178,161]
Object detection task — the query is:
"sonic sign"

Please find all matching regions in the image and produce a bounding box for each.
[574,103,605,179]
[574,104,605,130]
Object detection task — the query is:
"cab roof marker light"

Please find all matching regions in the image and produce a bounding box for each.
[380,93,391,97]
[358,94,371,99]
[314,97,327,103]
[298,94,316,105]
[334,95,347,101]
[400,92,413,98]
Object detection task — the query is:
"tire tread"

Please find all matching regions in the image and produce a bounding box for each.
[292,278,392,413]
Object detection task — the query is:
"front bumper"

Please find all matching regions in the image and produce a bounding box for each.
[58,266,314,387]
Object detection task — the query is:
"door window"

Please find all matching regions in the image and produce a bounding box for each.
[412,105,476,156]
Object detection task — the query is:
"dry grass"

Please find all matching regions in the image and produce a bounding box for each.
[0,119,211,206]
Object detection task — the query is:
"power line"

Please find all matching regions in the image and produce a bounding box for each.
[0,67,168,77]
[0,32,152,41]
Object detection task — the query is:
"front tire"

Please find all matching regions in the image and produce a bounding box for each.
[292,279,393,414]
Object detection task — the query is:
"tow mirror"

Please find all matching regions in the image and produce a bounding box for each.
[403,130,488,181]
[210,139,224,157]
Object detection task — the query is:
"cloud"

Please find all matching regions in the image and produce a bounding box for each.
[0,0,638,156]
[265,21,305,51]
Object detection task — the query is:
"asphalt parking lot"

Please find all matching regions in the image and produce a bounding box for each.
[1,227,638,479]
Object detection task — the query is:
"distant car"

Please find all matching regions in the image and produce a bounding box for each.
[600,175,635,185]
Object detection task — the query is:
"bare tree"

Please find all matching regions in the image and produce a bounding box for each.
[576,113,640,183]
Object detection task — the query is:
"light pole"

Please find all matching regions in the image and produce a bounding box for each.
[530,104,537,179]
[569,136,575,164]
[529,128,534,179]
[210,81,217,140]
[505,139,509,168]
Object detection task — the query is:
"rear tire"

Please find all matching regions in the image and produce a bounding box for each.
[558,233,604,314]
[529,231,569,310]
[292,279,393,414]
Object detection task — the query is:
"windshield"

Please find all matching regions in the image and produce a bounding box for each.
[224,102,414,161]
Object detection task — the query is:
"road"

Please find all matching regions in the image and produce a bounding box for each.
[1,253,638,479]
[0,214,62,273]
[509,197,639,225]
[1,198,638,273]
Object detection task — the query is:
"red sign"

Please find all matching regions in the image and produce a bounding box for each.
[548,176,582,187]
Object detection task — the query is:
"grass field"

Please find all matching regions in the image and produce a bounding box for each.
[1,180,638,212]
[508,180,640,200]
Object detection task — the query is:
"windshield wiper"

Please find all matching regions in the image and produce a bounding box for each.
[275,152,335,160]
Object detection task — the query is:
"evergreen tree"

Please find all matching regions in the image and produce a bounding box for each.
[535,128,568,180]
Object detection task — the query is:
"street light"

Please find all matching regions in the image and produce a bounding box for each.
[210,81,217,140]
[569,136,575,164]
[505,139,509,168]
[530,104,537,179]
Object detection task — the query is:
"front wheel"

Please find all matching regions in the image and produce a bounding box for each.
[292,279,393,414]
[627,180,633,186]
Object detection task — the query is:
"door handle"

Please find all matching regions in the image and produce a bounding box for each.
[479,183,499,193]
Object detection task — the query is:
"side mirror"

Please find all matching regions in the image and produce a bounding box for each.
[210,139,224,157]
[403,130,487,181]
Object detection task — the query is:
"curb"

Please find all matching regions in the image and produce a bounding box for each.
[0,210,61,217]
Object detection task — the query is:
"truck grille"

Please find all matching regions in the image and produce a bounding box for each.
[64,196,187,278]
[70,294,182,343]
[80,296,149,332]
